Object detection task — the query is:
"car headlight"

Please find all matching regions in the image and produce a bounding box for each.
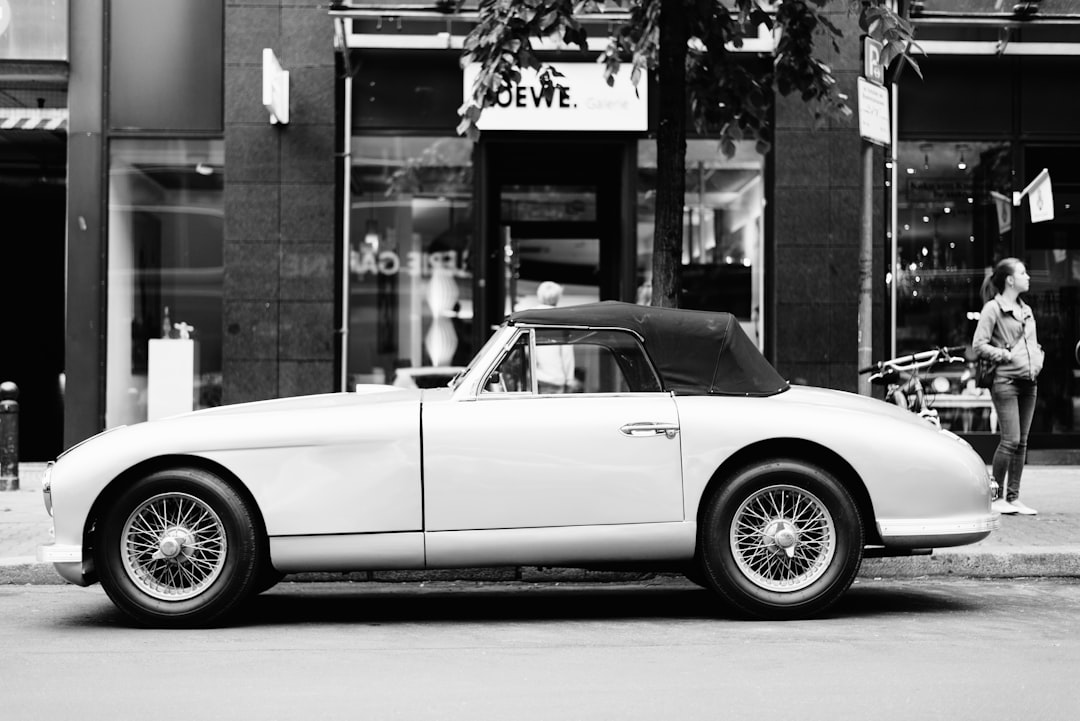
[41,461,54,517]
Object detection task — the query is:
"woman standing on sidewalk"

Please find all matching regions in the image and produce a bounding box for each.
[973,257,1044,516]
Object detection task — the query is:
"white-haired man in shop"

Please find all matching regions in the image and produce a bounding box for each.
[534,281,577,393]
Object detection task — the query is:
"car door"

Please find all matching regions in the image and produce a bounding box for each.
[422,327,684,531]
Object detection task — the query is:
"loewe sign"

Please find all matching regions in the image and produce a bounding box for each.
[462,63,648,132]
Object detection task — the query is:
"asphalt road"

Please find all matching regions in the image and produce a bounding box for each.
[1,579,1077,721]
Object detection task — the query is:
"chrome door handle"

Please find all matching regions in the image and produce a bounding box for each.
[620,422,679,439]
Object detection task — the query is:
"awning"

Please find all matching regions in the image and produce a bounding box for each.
[0,108,68,132]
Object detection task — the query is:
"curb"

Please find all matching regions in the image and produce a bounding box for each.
[861,549,1080,578]
[4,553,1078,586]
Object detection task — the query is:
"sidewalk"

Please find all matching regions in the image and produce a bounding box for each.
[2,463,1078,585]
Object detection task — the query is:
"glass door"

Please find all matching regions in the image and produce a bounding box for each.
[476,138,632,342]
[500,184,602,314]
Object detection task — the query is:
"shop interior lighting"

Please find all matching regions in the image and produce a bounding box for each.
[956,145,968,170]
[919,143,933,172]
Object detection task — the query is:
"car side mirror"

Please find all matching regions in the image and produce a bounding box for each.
[485,371,505,393]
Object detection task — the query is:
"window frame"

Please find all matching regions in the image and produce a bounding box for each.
[476,325,663,399]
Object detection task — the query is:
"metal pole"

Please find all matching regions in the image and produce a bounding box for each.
[890,80,899,360]
[0,381,19,491]
[858,141,874,397]
[339,69,353,391]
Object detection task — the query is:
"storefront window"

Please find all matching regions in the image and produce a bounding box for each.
[347,136,473,388]
[1023,147,1080,435]
[637,139,765,348]
[106,139,224,427]
[894,140,1011,432]
[910,1,1078,16]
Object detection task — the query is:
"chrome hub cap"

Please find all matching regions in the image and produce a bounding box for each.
[121,493,227,601]
[731,484,836,592]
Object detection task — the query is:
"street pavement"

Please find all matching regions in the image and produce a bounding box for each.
[2,463,1078,586]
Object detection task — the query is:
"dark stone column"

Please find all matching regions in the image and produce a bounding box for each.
[223,2,336,403]
[65,0,106,448]
[771,9,884,392]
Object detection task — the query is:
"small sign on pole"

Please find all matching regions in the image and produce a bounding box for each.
[863,37,885,86]
[857,77,890,147]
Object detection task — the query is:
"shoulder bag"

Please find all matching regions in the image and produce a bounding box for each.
[974,299,1005,388]
[975,354,998,388]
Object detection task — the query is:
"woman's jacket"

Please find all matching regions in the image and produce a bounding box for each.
[972,295,1044,381]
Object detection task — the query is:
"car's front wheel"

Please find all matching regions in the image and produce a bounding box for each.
[94,467,262,628]
[700,459,864,620]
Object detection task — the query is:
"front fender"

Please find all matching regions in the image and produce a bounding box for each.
[46,392,425,583]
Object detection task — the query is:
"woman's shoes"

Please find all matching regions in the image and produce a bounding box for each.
[1009,499,1038,515]
[991,498,1038,515]
[992,498,1017,514]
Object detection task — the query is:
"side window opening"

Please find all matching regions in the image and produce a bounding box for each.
[535,328,662,394]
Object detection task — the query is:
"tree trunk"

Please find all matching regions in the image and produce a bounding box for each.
[651,0,688,308]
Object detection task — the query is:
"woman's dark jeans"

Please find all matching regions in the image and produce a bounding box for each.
[989,376,1038,502]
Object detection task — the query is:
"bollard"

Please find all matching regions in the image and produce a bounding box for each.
[0,381,18,491]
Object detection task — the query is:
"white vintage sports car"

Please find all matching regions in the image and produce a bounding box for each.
[39,302,998,626]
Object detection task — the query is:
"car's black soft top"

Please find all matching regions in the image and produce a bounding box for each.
[507,301,789,397]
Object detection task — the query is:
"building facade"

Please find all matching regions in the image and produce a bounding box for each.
[0,0,1077,462]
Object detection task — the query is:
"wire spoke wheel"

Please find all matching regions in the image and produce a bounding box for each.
[702,459,863,620]
[120,492,228,601]
[730,484,836,592]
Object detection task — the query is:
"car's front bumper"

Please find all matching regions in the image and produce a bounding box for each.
[877,513,1000,549]
[37,544,92,586]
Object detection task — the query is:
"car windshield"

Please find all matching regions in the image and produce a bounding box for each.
[448,329,506,391]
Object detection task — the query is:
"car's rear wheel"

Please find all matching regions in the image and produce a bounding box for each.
[94,467,262,628]
[700,459,863,620]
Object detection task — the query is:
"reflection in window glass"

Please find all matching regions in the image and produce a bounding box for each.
[894,140,1011,433]
[106,139,224,427]
[637,140,765,348]
[348,136,474,389]
[0,0,68,61]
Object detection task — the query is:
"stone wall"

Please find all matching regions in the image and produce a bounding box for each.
[223,1,337,403]
[771,8,885,392]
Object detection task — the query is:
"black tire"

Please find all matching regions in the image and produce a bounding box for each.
[700,459,864,620]
[93,467,262,628]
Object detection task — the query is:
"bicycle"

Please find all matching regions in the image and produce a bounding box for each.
[858,346,968,427]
